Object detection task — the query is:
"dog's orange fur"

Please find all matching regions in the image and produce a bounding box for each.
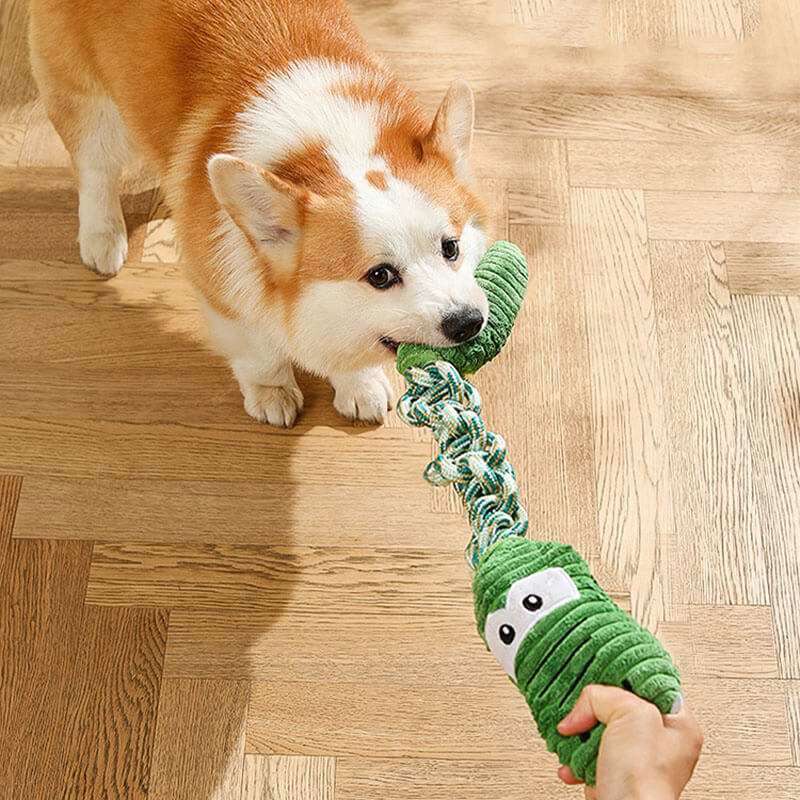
[29,0,486,335]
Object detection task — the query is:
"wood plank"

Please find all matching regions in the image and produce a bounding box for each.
[787,682,800,766]
[241,756,336,800]
[335,756,576,800]
[348,0,491,55]
[471,133,565,180]
[731,294,800,677]
[685,760,800,799]
[0,415,439,482]
[687,605,779,679]
[646,191,800,243]
[478,176,509,243]
[385,43,800,101]
[725,242,800,295]
[3,306,206,366]
[60,605,168,799]
[573,187,674,629]
[247,677,789,765]
[676,0,744,41]
[740,0,761,37]
[650,240,769,604]
[245,680,545,759]
[148,678,249,800]
[85,543,474,614]
[0,479,167,798]
[605,0,679,43]
[164,608,499,684]
[334,757,800,800]
[0,475,22,564]
[0,538,92,794]
[681,677,793,765]
[477,92,800,144]
[508,0,604,46]
[13,476,466,548]
[568,139,800,193]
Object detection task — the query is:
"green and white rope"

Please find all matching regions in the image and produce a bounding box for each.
[397,360,529,568]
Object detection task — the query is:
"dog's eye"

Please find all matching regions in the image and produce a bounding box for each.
[366,264,400,290]
[441,237,459,261]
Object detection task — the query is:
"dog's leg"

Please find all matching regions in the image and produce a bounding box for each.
[203,304,304,427]
[329,366,395,425]
[72,97,132,276]
[38,92,130,276]
[30,8,133,276]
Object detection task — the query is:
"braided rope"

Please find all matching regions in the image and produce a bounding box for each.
[397,360,529,568]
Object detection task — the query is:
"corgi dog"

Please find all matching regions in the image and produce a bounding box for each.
[28,0,489,426]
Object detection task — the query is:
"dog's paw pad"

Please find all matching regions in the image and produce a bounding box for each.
[79,230,128,277]
[333,369,394,425]
[244,384,304,428]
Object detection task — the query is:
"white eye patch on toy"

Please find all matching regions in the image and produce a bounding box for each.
[484,568,580,679]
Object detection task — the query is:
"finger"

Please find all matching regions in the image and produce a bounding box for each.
[558,765,584,785]
[558,683,644,734]
[665,700,704,757]
[664,696,697,729]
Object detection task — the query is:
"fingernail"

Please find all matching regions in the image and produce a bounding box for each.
[669,692,684,715]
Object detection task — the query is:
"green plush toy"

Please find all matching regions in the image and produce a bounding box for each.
[395,241,682,787]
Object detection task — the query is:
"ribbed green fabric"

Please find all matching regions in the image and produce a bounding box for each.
[395,241,529,375]
[473,536,683,785]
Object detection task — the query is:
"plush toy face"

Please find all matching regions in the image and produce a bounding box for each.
[484,567,580,679]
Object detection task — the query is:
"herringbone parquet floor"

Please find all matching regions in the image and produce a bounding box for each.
[2,1,800,798]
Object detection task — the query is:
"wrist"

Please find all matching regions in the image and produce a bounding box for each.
[626,785,676,800]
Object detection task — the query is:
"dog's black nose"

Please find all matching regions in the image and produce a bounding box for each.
[441,305,484,343]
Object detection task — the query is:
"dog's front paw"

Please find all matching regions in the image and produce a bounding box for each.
[79,228,128,277]
[332,367,395,425]
[243,384,304,427]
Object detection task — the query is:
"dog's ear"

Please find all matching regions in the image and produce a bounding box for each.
[423,78,474,180]
[208,154,308,257]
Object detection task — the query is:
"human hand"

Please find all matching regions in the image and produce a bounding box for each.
[556,684,703,800]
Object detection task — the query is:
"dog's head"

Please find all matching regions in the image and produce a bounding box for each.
[209,66,488,374]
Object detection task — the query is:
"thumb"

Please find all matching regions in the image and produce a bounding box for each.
[558,684,643,735]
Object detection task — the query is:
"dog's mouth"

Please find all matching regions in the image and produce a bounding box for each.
[379,336,400,355]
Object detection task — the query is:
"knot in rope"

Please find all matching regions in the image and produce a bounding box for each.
[397,361,529,568]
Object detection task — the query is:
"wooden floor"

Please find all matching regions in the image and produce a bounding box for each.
[3,0,800,797]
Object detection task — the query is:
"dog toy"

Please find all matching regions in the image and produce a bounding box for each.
[395,241,682,786]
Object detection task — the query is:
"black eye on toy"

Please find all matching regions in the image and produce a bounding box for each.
[499,624,515,645]
[522,593,543,612]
